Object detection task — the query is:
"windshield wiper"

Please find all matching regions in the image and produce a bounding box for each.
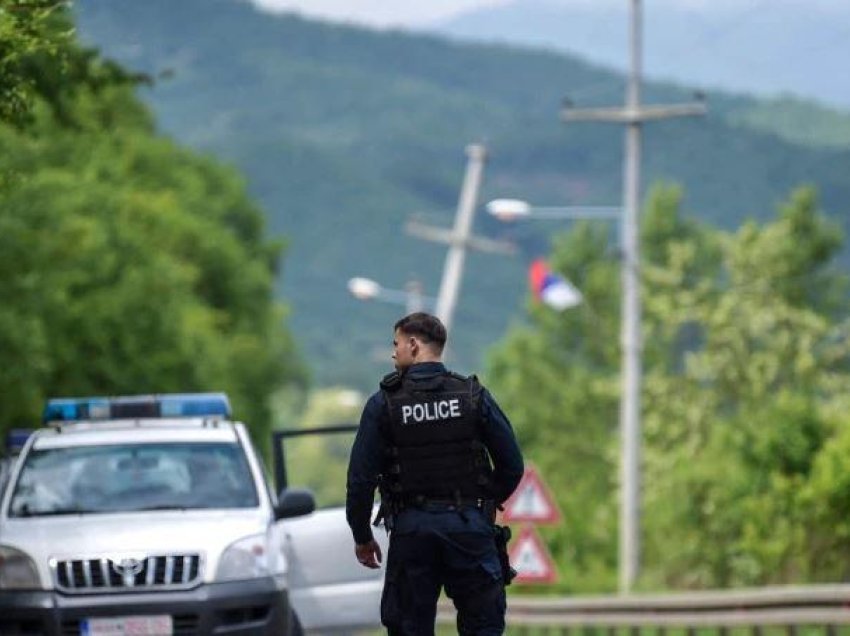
[15,506,100,517]
[131,504,190,512]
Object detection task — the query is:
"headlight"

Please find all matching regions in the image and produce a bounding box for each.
[215,534,270,582]
[0,545,40,589]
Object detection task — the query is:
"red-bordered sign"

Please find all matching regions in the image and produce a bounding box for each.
[501,464,561,525]
[508,525,558,584]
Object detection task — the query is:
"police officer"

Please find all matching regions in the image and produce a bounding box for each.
[346,312,524,635]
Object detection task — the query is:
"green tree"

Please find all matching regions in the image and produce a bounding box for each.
[0,2,305,450]
[1,0,65,125]
[1,1,143,128]
[487,184,850,592]
[642,187,850,588]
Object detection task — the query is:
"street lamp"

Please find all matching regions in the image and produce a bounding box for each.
[488,197,643,593]
[347,277,434,314]
[486,198,621,222]
[486,199,622,312]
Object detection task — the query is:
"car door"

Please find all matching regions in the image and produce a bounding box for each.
[273,426,388,632]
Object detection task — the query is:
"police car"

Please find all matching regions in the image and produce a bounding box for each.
[0,393,386,635]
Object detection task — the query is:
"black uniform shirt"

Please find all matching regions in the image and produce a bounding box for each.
[345,362,524,545]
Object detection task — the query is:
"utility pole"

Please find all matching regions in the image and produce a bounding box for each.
[406,143,513,335]
[560,0,706,594]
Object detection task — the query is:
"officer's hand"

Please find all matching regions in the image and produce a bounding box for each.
[355,540,382,569]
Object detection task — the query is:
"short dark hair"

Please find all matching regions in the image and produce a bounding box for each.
[394,312,447,353]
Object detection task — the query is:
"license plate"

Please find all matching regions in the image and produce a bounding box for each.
[80,615,173,636]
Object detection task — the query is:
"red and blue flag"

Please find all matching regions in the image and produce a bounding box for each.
[529,259,583,311]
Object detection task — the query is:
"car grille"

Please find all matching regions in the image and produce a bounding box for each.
[52,554,202,593]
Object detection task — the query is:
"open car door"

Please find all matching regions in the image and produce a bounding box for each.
[272,425,388,633]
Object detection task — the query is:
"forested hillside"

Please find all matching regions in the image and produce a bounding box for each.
[74,0,850,388]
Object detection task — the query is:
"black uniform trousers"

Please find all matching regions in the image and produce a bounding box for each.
[381,505,505,636]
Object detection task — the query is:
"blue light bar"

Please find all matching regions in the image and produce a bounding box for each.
[42,393,232,424]
[42,398,110,423]
[160,394,232,418]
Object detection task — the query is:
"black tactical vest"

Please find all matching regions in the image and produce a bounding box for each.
[380,370,493,503]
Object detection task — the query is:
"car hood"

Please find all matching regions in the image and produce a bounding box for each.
[0,509,270,586]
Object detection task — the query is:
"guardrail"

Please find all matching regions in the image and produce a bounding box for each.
[438,585,850,632]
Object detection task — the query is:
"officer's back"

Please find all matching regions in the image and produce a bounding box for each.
[346,312,523,636]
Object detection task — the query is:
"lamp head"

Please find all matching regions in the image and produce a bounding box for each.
[486,198,532,222]
[348,277,381,300]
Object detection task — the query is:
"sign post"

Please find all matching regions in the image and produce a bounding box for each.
[501,464,562,585]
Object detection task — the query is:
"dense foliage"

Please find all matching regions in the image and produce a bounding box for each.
[486,185,850,592]
[0,2,305,449]
[0,0,64,125]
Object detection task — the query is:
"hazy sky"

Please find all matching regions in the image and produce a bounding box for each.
[250,0,844,28]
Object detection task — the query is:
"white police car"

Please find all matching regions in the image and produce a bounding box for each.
[0,393,386,636]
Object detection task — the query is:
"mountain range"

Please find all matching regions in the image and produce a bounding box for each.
[73,0,850,388]
[434,0,850,109]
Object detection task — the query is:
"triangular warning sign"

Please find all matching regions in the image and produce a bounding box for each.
[508,525,558,584]
[501,464,561,525]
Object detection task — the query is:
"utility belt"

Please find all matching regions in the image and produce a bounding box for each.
[404,495,491,511]
[373,494,495,530]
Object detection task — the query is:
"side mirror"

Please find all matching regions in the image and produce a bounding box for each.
[275,487,316,520]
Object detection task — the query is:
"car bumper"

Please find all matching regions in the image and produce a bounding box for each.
[0,576,290,636]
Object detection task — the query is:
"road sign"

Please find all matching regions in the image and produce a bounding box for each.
[501,464,561,525]
[508,525,558,584]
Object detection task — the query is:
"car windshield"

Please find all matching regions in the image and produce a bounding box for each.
[7,442,259,517]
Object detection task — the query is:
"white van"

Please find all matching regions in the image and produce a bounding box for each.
[0,393,386,636]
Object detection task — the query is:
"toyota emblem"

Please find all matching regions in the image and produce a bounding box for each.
[111,557,144,587]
